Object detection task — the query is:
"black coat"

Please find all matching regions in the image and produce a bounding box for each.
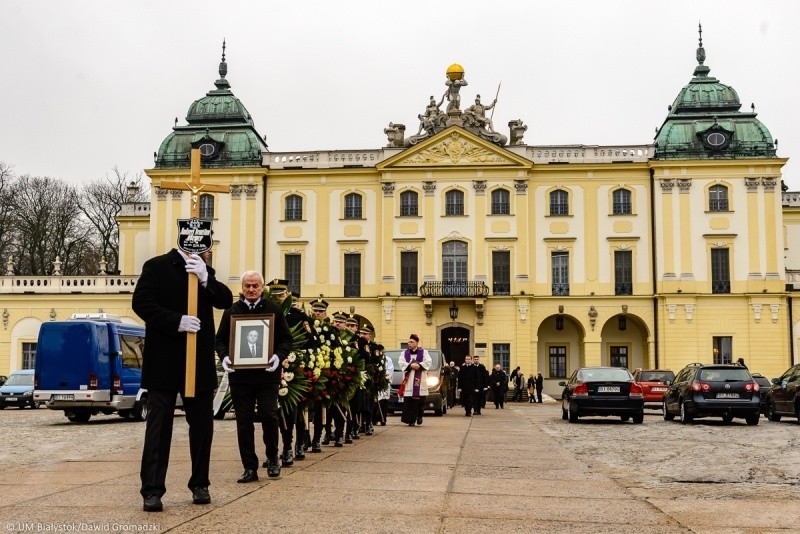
[475,363,489,390]
[132,249,234,393]
[490,370,508,393]
[458,364,477,393]
[215,295,292,385]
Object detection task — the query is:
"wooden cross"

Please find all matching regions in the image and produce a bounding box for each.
[159,148,230,397]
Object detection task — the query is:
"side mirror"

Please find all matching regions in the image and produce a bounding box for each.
[771,377,780,385]
[558,381,566,387]
[665,380,671,386]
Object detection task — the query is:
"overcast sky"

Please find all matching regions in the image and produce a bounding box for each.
[2,1,798,188]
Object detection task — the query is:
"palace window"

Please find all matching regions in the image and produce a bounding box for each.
[344,254,361,297]
[285,194,303,220]
[491,188,510,215]
[285,254,301,295]
[612,188,632,215]
[400,251,418,295]
[493,343,510,373]
[549,189,569,216]
[22,342,37,369]
[614,250,632,295]
[713,336,733,364]
[400,191,418,216]
[442,241,468,282]
[492,251,510,294]
[199,194,214,219]
[551,251,569,295]
[445,190,464,216]
[610,346,629,369]
[709,185,729,212]
[344,193,363,219]
[711,248,730,294]
[549,346,567,378]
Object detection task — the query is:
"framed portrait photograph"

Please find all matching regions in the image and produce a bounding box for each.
[229,314,275,369]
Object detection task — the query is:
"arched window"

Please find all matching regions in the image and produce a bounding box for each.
[491,188,510,215]
[344,193,363,219]
[612,188,632,215]
[549,190,569,216]
[442,240,468,282]
[400,190,418,216]
[445,190,464,216]
[709,185,729,211]
[199,194,214,219]
[285,194,303,220]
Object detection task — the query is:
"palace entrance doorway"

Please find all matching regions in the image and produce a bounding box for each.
[441,326,470,367]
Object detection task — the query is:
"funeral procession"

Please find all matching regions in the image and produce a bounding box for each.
[3,11,800,532]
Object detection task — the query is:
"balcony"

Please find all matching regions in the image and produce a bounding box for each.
[419,280,489,298]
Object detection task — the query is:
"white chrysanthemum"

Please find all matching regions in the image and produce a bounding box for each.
[284,372,294,382]
[281,379,288,387]
[288,353,297,362]
[282,360,290,369]
[347,356,352,363]
[278,387,288,396]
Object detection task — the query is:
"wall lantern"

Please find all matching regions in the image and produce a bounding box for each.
[555,315,564,331]
[618,315,627,331]
[449,300,459,321]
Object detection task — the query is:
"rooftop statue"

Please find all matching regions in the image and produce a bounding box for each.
[463,94,497,133]
[417,95,446,136]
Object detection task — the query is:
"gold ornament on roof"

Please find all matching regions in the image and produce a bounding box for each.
[446,63,464,81]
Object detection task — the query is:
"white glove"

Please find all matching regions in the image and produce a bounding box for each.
[266,354,280,372]
[178,315,201,333]
[222,356,235,373]
[185,254,208,284]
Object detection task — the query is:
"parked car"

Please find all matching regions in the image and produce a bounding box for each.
[387,349,448,416]
[764,363,800,423]
[632,369,675,409]
[559,367,644,423]
[0,369,37,409]
[750,373,771,416]
[662,363,760,425]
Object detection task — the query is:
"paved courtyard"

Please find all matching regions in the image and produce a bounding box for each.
[1,401,800,533]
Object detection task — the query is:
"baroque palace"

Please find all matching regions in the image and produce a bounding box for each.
[2,31,799,398]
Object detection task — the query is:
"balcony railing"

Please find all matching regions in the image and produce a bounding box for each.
[551,283,570,296]
[419,280,489,298]
[712,280,731,294]
[615,282,632,295]
[493,282,510,295]
[400,283,418,296]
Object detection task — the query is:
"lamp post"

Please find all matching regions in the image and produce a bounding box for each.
[449,300,459,321]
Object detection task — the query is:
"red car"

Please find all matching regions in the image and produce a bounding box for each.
[632,369,675,409]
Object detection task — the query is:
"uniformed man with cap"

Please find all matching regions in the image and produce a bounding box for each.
[357,323,378,435]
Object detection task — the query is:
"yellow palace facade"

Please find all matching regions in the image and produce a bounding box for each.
[1,33,797,397]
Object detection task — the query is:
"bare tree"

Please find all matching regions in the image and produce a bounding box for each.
[79,167,147,274]
[0,162,15,268]
[11,175,91,275]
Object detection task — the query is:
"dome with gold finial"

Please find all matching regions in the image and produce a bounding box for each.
[446,63,464,81]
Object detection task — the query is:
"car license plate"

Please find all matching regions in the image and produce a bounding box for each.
[7,397,16,401]
[597,386,620,393]
[716,392,740,399]
[652,387,667,392]
[52,394,74,401]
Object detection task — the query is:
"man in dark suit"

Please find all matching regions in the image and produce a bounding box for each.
[239,328,263,359]
[473,355,489,414]
[458,355,477,416]
[535,372,544,403]
[132,248,233,512]
[215,271,292,484]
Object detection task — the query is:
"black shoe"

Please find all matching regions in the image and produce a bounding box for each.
[321,433,332,446]
[237,469,259,483]
[408,422,416,426]
[311,441,322,453]
[281,449,294,467]
[295,445,306,460]
[344,436,353,444]
[335,437,344,447]
[416,418,423,425]
[143,495,162,512]
[192,487,210,505]
[365,427,373,435]
[352,431,360,440]
[465,412,471,416]
[267,459,281,478]
[380,421,386,426]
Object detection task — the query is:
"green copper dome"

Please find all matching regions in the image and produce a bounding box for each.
[155,41,266,169]
[654,25,776,160]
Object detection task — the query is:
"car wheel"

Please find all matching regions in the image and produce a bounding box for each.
[620,415,630,422]
[568,403,579,423]
[132,396,149,422]
[561,403,568,420]
[766,401,781,422]
[745,413,760,426]
[679,400,693,424]
[722,415,733,424]
[663,400,675,421]
[66,409,91,423]
[632,412,644,424]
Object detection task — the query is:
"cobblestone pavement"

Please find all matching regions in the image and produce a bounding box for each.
[1,402,800,532]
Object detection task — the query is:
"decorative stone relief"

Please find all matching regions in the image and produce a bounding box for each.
[745,178,760,192]
[2,308,8,329]
[684,304,694,323]
[382,182,395,197]
[244,184,258,199]
[423,181,436,196]
[384,122,405,147]
[170,190,183,200]
[230,185,242,200]
[514,180,528,195]
[473,181,486,195]
[588,305,598,331]
[508,119,527,145]
[5,256,14,276]
[752,304,762,323]
[668,304,676,323]
[476,302,484,325]
[49,308,56,320]
[660,179,675,192]
[762,178,777,190]
[518,304,528,323]
[424,303,433,325]
[383,303,393,323]
[771,304,779,323]
[156,187,170,200]
[403,133,508,165]
[677,179,692,193]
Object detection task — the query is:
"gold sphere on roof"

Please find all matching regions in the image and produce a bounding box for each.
[446,63,464,81]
